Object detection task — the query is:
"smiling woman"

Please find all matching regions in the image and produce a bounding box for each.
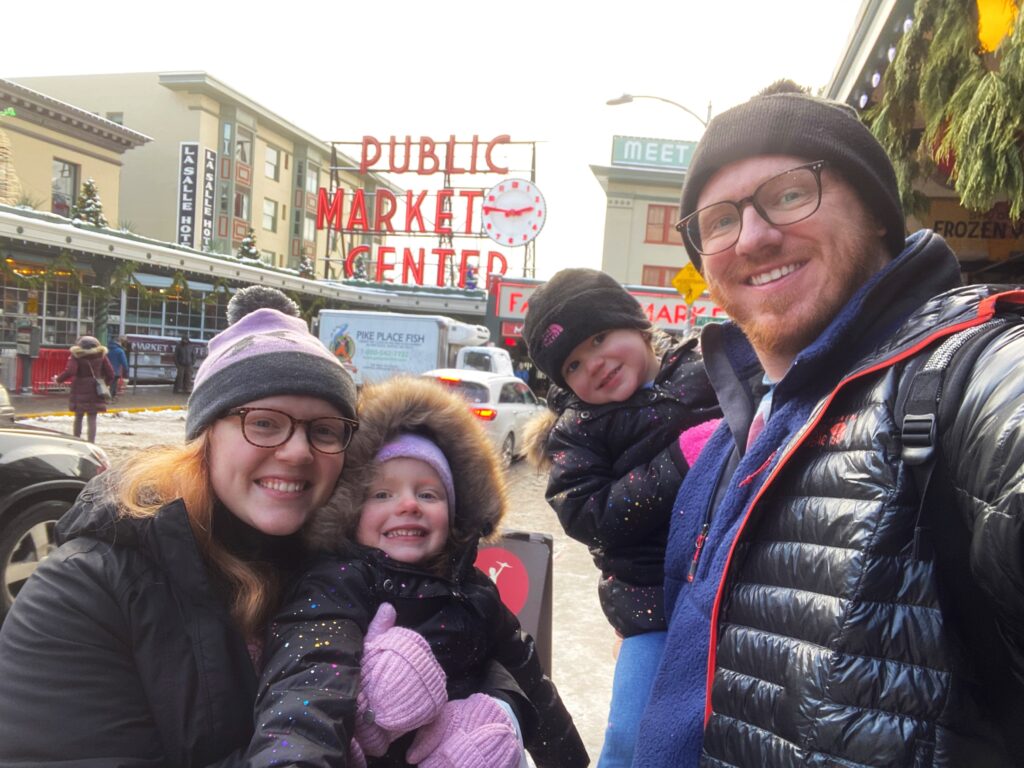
[0,286,359,766]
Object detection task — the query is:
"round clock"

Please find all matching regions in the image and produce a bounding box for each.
[481,178,546,246]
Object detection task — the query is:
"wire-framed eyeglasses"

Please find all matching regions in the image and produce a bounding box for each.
[227,407,359,454]
[675,161,827,256]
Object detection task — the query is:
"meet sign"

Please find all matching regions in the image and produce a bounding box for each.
[611,136,697,171]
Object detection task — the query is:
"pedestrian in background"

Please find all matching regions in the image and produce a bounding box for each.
[173,332,194,393]
[0,286,358,766]
[53,334,115,443]
[106,333,129,399]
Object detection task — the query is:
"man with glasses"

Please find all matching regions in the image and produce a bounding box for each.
[634,92,1024,767]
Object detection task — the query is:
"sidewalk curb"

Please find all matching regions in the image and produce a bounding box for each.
[17,405,187,419]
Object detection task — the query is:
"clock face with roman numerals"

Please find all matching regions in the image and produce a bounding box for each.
[481,178,546,246]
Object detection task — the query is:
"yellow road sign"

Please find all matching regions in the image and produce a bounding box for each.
[672,264,707,306]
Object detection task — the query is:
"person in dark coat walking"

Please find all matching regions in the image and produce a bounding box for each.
[53,334,115,442]
[173,332,195,393]
[251,376,588,767]
[0,286,359,766]
[106,334,130,399]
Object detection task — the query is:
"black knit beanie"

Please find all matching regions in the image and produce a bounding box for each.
[679,92,905,270]
[524,268,651,389]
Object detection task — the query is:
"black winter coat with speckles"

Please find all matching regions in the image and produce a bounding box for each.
[247,376,588,768]
[254,547,587,768]
[537,338,721,637]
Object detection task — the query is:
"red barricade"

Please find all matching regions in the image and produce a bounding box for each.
[29,348,72,394]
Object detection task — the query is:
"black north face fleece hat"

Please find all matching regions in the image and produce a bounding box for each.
[524,268,650,389]
[679,92,905,271]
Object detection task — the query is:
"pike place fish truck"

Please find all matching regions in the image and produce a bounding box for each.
[317,310,494,386]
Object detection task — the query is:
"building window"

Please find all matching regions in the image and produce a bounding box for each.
[305,163,319,194]
[234,190,251,220]
[222,123,233,155]
[259,250,276,267]
[105,111,124,125]
[641,265,678,287]
[645,204,684,245]
[236,127,253,166]
[303,215,316,242]
[263,199,278,232]
[51,158,79,218]
[265,146,280,180]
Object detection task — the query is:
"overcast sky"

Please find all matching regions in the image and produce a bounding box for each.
[8,0,865,279]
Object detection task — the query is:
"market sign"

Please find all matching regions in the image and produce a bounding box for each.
[317,134,534,289]
[493,278,725,332]
[611,136,697,171]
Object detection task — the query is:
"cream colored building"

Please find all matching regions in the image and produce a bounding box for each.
[591,135,695,287]
[0,78,148,221]
[15,71,387,276]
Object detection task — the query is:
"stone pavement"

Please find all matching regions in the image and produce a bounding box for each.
[10,384,188,418]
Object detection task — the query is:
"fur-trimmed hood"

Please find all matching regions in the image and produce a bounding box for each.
[69,343,108,359]
[304,376,508,563]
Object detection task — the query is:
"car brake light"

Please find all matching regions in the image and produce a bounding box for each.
[471,407,497,421]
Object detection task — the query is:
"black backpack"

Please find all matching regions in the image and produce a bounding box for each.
[896,313,1024,758]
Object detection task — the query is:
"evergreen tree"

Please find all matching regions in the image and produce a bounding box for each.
[238,228,259,259]
[298,254,316,280]
[71,178,108,227]
[870,0,1024,218]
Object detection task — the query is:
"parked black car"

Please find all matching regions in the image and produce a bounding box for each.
[0,386,108,620]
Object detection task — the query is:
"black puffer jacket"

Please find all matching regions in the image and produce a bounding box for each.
[0,478,267,767]
[526,337,721,636]
[249,376,588,768]
[639,230,1024,767]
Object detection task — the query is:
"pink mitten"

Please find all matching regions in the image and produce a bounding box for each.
[353,603,447,757]
[679,418,722,467]
[406,693,520,768]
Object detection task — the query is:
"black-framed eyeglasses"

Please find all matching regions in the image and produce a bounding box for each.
[227,407,359,454]
[675,161,827,256]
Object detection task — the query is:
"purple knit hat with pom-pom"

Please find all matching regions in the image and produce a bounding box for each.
[185,286,356,440]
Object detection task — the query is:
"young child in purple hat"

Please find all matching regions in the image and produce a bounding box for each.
[250,376,588,768]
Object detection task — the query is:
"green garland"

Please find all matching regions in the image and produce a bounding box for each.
[870,0,1024,219]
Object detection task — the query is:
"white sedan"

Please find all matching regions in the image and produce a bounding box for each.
[421,368,547,468]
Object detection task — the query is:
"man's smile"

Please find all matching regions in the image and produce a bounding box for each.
[747,261,806,287]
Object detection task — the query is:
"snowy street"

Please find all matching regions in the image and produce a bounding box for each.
[21,409,617,760]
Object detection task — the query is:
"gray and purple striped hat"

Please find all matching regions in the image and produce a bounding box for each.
[185,286,356,440]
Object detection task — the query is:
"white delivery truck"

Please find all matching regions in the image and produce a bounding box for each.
[455,346,514,375]
[317,310,492,386]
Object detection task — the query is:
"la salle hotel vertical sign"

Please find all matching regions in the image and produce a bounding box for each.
[177,143,199,247]
[177,144,217,250]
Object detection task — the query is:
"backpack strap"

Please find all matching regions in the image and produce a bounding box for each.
[898,318,1014,560]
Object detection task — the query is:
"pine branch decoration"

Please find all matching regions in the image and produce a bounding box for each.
[869,0,1024,220]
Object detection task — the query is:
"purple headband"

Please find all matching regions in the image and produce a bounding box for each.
[375,434,456,509]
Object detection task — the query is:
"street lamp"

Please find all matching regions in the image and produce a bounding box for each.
[606,93,712,128]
